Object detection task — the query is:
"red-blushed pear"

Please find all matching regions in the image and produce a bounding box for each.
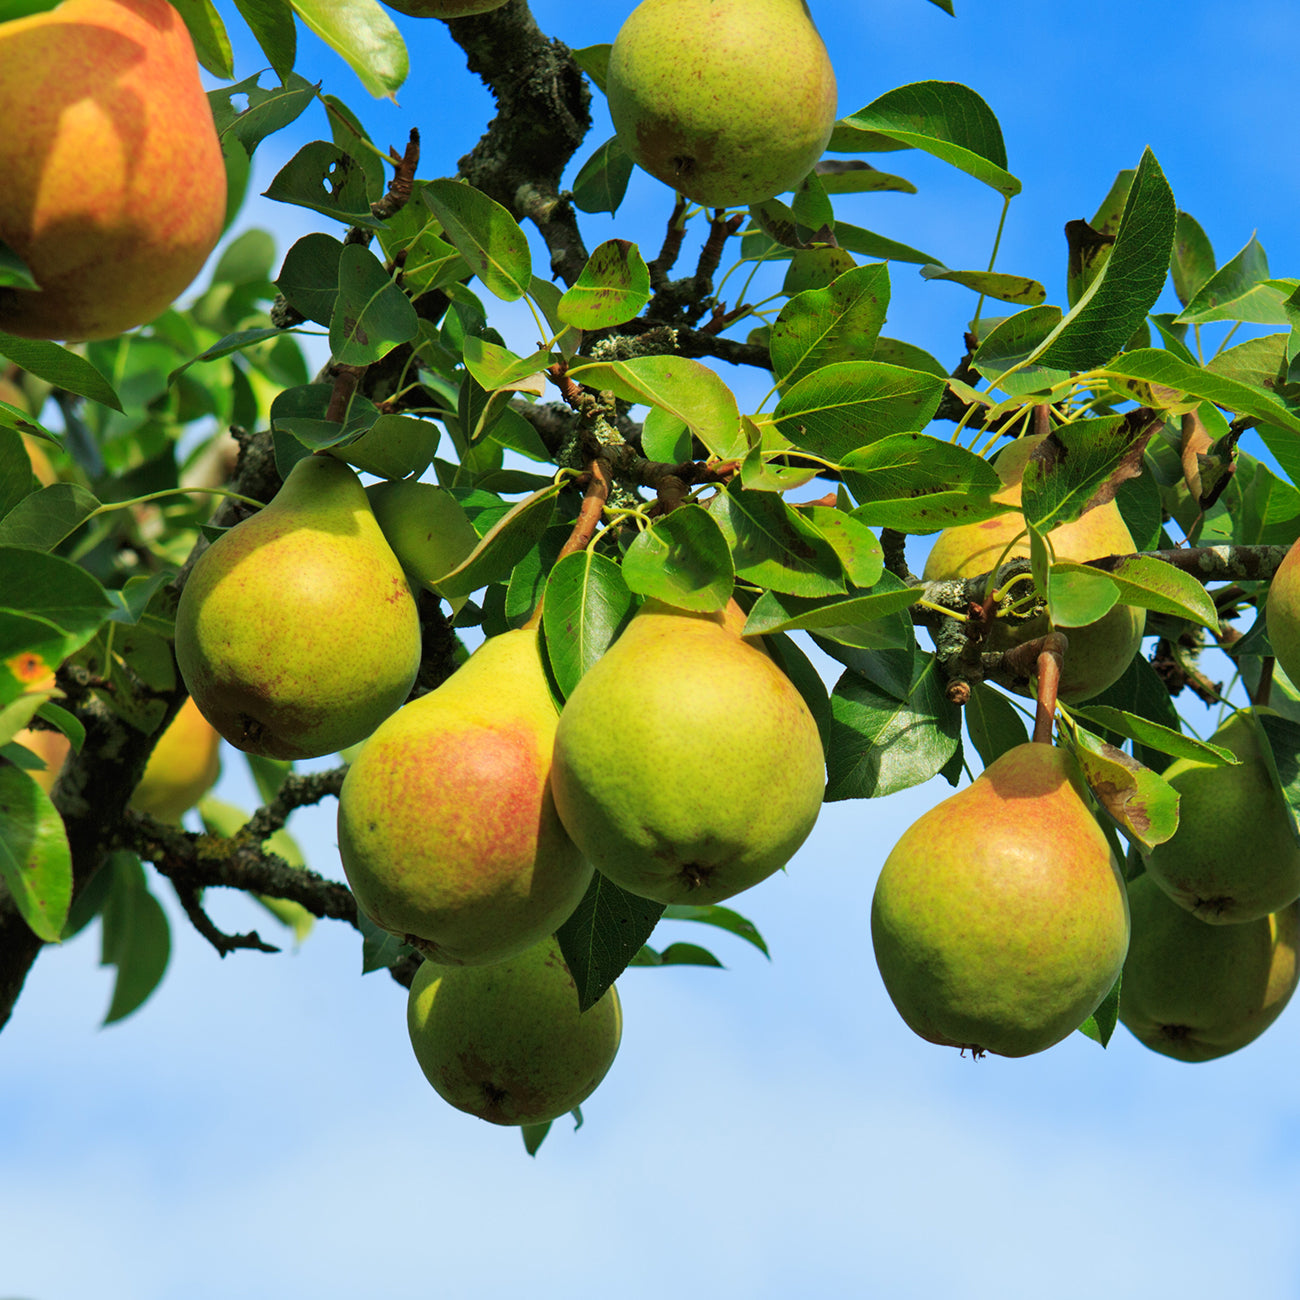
[406,936,622,1127]
[1266,537,1300,688]
[551,598,825,906]
[871,741,1130,1058]
[1142,709,1300,924]
[175,454,421,760]
[1119,872,1300,1062]
[380,0,506,15]
[606,0,837,208]
[923,434,1144,702]
[337,626,593,965]
[0,0,226,340]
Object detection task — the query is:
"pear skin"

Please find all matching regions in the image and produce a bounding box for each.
[923,434,1144,702]
[607,0,837,208]
[407,936,622,1127]
[871,742,1130,1057]
[1266,537,1300,688]
[0,0,226,340]
[1119,872,1300,1062]
[338,627,593,964]
[550,598,825,905]
[129,698,222,824]
[13,727,71,795]
[1142,709,1300,924]
[175,455,421,760]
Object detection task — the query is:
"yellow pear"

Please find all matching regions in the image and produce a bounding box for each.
[13,726,71,795]
[338,626,593,964]
[407,936,622,1127]
[550,598,825,905]
[871,742,1130,1057]
[1266,536,1300,687]
[923,434,1144,702]
[0,0,226,340]
[128,697,221,823]
[1119,872,1300,1062]
[1142,709,1300,923]
[175,454,421,760]
[606,0,838,208]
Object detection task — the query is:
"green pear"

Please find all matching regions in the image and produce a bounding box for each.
[337,626,593,964]
[1119,872,1300,1062]
[1142,709,1300,923]
[0,0,226,340]
[1266,537,1300,688]
[871,742,1130,1057]
[550,599,825,905]
[380,0,507,14]
[923,434,1144,702]
[606,0,838,208]
[366,479,480,593]
[175,454,421,760]
[407,936,622,1127]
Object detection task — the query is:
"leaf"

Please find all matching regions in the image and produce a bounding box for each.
[570,43,610,93]
[541,550,634,698]
[423,180,532,302]
[826,654,962,800]
[521,1121,552,1156]
[436,484,562,600]
[329,243,419,365]
[840,432,1003,531]
[1055,556,1219,631]
[799,506,884,588]
[920,265,1046,305]
[743,583,920,646]
[1070,727,1180,852]
[233,0,297,83]
[660,903,770,957]
[642,408,692,463]
[620,505,734,612]
[568,355,743,459]
[0,765,72,942]
[963,681,1029,768]
[637,942,724,968]
[276,232,344,325]
[1175,234,1289,326]
[971,305,1068,395]
[0,484,100,550]
[288,0,407,99]
[1077,972,1121,1048]
[1085,652,1184,771]
[556,870,665,1013]
[99,855,171,1024]
[264,140,381,227]
[709,487,845,597]
[773,360,947,461]
[0,333,122,411]
[1029,148,1177,372]
[1171,211,1216,308]
[571,136,634,216]
[1069,706,1237,767]
[844,81,1020,196]
[170,0,234,77]
[558,240,651,329]
[208,72,317,158]
[355,907,417,974]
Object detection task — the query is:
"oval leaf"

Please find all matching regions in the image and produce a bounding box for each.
[542,550,634,698]
[620,506,734,612]
[558,240,651,330]
[423,179,532,303]
[0,766,72,942]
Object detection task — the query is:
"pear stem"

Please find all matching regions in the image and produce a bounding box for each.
[1030,631,1069,744]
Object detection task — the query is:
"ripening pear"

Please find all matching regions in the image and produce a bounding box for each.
[1142,709,1300,924]
[1266,537,1300,688]
[338,626,593,964]
[923,434,1144,702]
[175,454,421,760]
[13,726,70,795]
[1119,872,1300,1062]
[0,0,226,340]
[606,0,838,208]
[380,0,507,15]
[129,698,222,823]
[407,936,622,1127]
[871,742,1130,1058]
[551,599,825,905]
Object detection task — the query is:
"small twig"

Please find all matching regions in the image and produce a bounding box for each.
[649,198,689,287]
[371,129,421,222]
[325,363,368,424]
[556,458,612,560]
[244,768,348,842]
[172,880,280,957]
[880,529,915,584]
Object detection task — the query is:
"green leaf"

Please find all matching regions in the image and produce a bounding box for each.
[1085,652,1183,771]
[641,408,692,463]
[971,305,1068,394]
[571,43,611,94]
[1069,706,1237,767]
[661,903,770,957]
[556,870,665,1013]
[99,855,171,1024]
[355,906,417,973]
[634,941,724,968]
[170,0,234,77]
[844,81,1020,197]
[964,681,1030,768]
[840,432,1003,531]
[233,0,297,82]
[799,506,884,588]
[773,360,946,461]
[568,355,743,459]
[920,265,1046,305]
[558,240,651,329]
[1054,556,1219,631]
[521,1121,552,1156]
[1070,727,1179,852]
[769,263,890,391]
[1029,148,1176,372]
[1175,235,1289,326]
[0,241,38,293]
[782,247,858,295]
[620,506,735,612]
[288,0,407,99]
[571,136,634,216]
[329,243,420,365]
[541,550,634,698]
[208,72,316,157]
[1171,211,1215,308]
[826,653,961,799]
[1047,565,1118,628]
[264,140,382,227]
[743,582,920,646]
[0,333,122,411]
[276,232,344,325]
[0,765,72,942]
[336,413,439,480]
[436,484,562,599]
[1077,972,1121,1048]
[710,487,845,597]
[0,483,100,550]
[423,180,532,302]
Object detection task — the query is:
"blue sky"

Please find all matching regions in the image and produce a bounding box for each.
[6,2,1300,1297]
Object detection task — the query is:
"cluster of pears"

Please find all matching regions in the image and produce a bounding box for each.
[923,434,1144,702]
[0,0,226,340]
[607,0,838,208]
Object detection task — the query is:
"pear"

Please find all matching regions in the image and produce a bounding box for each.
[871,742,1130,1057]
[407,936,622,1127]
[129,698,222,824]
[923,435,1144,702]
[550,599,825,905]
[1266,537,1300,688]
[175,454,421,760]
[13,727,71,795]
[606,0,838,208]
[1142,709,1300,924]
[1119,872,1300,1062]
[337,626,593,964]
[0,0,226,340]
